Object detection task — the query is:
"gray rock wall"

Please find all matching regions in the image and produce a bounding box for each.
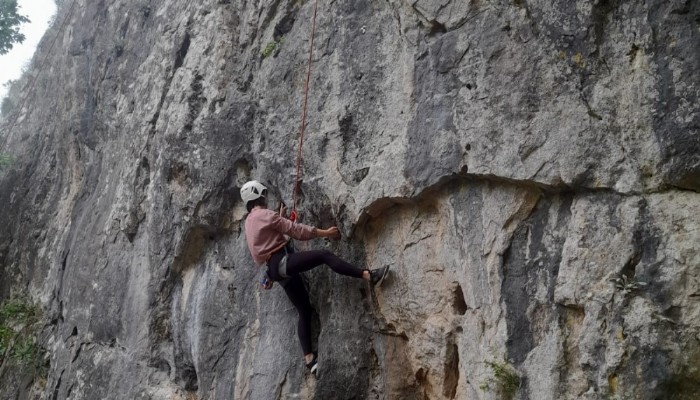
[0,0,698,399]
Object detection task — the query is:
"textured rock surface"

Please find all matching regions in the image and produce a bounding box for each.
[0,0,698,399]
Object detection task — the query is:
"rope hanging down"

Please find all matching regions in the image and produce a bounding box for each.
[289,0,319,222]
[1,0,79,148]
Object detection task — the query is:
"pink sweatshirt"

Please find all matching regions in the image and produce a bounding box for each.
[244,208,318,265]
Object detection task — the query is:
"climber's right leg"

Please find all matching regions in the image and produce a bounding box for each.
[285,249,364,278]
[285,250,391,286]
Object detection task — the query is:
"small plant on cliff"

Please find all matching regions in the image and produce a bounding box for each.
[0,297,46,378]
[479,360,521,400]
[12,337,39,362]
[0,154,12,168]
[610,274,647,296]
[0,297,40,322]
[0,325,12,355]
[261,37,283,59]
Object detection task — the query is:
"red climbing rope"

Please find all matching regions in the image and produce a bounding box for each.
[289,0,319,223]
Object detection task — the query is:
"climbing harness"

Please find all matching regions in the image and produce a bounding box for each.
[289,0,319,223]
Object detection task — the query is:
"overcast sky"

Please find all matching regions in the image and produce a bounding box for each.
[0,0,56,100]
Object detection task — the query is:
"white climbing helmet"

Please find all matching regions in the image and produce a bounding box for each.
[240,180,267,205]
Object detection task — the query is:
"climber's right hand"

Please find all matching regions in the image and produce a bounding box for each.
[318,226,341,240]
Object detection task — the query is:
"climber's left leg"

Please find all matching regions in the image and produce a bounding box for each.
[281,274,313,356]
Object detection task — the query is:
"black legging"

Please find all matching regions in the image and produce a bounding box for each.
[268,249,364,354]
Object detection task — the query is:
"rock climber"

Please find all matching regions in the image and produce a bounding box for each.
[240,180,390,374]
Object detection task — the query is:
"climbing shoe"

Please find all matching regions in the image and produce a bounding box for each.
[370,265,390,287]
[306,353,318,375]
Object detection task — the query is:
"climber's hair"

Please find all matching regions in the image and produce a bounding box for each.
[246,197,267,212]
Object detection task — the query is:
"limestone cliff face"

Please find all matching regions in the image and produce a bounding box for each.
[0,0,698,399]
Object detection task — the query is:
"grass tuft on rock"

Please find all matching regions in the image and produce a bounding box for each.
[261,38,283,59]
[479,360,521,400]
[0,296,47,378]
